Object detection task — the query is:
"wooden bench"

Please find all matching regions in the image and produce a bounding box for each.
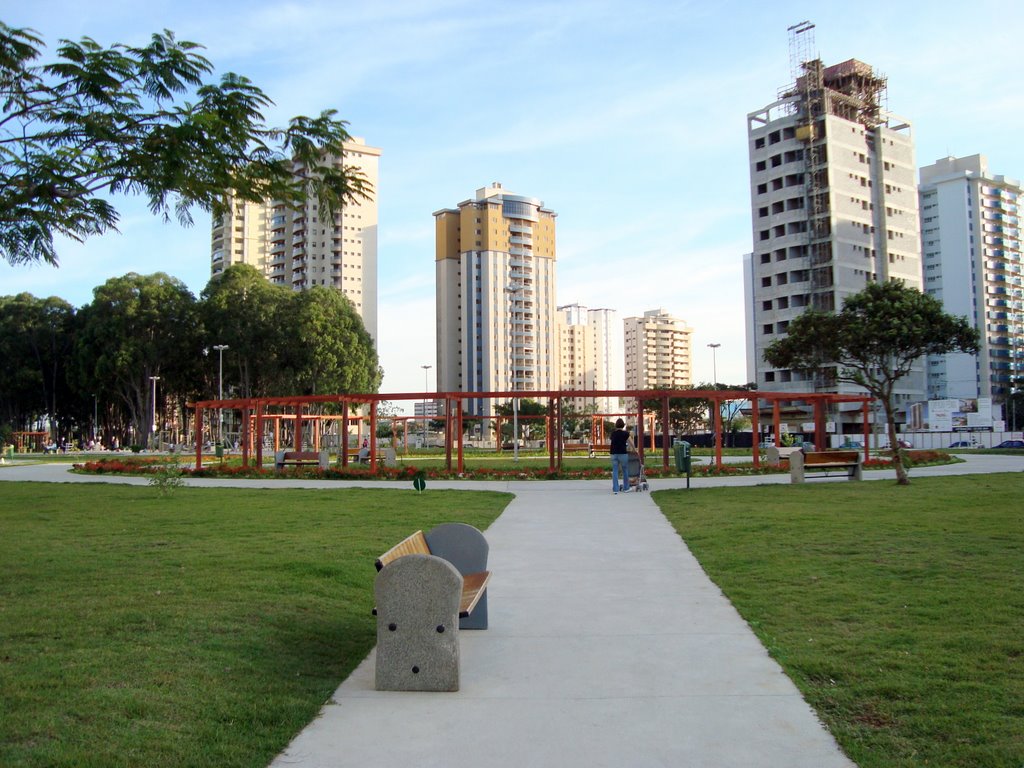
[375,530,490,620]
[373,524,491,691]
[274,450,329,470]
[561,442,593,455]
[790,449,862,483]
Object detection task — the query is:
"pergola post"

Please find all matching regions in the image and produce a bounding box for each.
[195,406,204,470]
[750,395,760,468]
[862,399,871,463]
[549,397,558,472]
[661,396,671,470]
[814,398,827,450]
[369,400,378,472]
[635,401,644,460]
[457,400,465,474]
[241,406,250,468]
[773,400,782,445]
[341,402,350,468]
[444,400,453,471]
[255,401,263,469]
[713,395,723,467]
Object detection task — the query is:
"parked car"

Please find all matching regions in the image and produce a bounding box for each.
[877,439,913,449]
[994,439,1024,449]
[948,440,974,448]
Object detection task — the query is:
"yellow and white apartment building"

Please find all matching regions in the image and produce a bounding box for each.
[434,183,558,418]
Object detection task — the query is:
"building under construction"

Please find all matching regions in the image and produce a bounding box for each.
[743,22,925,434]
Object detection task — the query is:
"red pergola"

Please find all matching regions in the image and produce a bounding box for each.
[190,389,873,473]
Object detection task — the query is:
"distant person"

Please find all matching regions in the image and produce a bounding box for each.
[609,418,634,494]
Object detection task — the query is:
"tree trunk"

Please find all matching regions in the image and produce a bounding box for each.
[881,394,909,485]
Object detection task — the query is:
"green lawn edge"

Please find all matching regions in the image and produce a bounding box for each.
[653,474,1024,768]
[0,483,512,768]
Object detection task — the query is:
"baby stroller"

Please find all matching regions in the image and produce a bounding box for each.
[627,452,649,492]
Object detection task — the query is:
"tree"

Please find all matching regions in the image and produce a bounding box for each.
[280,287,381,396]
[200,264,291,398]
[639,387,710,438]
[74,273,202,448]
[0,24,369,266]
[494,399,548,442]
[0,293,75,434]
[764,281,979,484]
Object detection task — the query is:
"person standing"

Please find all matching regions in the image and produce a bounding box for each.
[609,418,633,494]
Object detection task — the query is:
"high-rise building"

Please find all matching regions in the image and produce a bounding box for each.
[623,309,692,391]
[434,183,558,417]
[557,304,622,413]
[745,50,924,424]
[209,138,381,341]
[919,154,1024,400]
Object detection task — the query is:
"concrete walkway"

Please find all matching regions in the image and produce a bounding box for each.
[2,455,1022,767]
[270,481,856,768]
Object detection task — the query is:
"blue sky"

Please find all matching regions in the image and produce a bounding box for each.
[3,0,1022,396]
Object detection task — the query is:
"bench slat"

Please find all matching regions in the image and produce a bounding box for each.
[375,530,430,571]
[459,571,491,618]
[805,451,860,465]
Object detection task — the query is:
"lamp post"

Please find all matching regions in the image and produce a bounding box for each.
[212,344,229,444]
[505,284,524,461]
[421,364,432,448]
[92,394,98,446]
[707,343,721,387]
[149,376,160,450]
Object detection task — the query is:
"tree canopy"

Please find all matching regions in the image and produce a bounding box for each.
[0,266,381,448]
[0,23,369,266]
[764,280,979,484]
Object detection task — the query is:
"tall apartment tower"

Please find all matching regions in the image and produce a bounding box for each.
[434,183,558,417]
[557,304,623,413]
[745,49,924,422]
[623,309,692,390]
[919,155,1024,400]
[210,138,381,341]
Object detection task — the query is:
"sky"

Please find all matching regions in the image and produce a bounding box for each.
[3,0,1023,400]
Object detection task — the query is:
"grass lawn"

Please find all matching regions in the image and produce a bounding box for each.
[654,474,1024,768]
[0,483,511,768]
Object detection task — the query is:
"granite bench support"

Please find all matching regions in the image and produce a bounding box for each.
[374,554,464,692]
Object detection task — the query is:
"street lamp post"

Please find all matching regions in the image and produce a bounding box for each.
[421,364,432,448]
[707,343,721,387]
[92,394,98,446]
[149,376,160,450]
[212,344,229,445]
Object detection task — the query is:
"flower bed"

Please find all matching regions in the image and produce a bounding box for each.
[73,450,959,481]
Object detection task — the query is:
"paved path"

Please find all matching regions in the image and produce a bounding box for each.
[2,455,1021,767]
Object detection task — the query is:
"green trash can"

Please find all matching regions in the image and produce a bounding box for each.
[674,441,691,474]
[215,443,224,459]
[3,445,13,460]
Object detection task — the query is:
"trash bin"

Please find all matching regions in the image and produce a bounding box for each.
[3,445,13,460]
[215,443,224,459]
[674,441,691,474]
